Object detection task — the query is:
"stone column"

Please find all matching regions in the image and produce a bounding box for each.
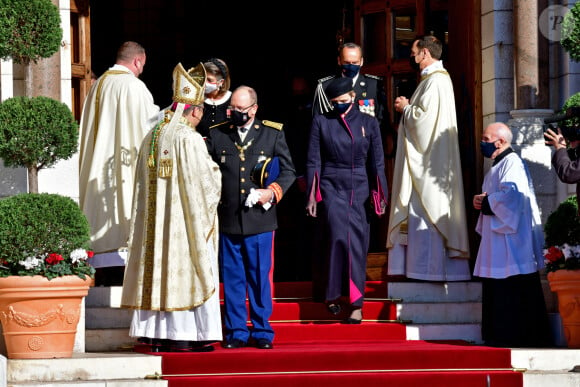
[510,0,556,225]
[513,0,549,109]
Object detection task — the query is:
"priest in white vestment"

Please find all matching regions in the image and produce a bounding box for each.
[78,41,160,272]
[387,35,471,281]
[472,122,551,347]
[120,63,222,352]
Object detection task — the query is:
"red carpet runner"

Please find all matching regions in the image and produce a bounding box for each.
[142,281,523,386]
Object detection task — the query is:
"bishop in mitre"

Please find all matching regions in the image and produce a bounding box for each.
[121,62,222,352]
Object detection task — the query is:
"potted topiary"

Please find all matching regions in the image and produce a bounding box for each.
[0,193,95,358]
[0,0,62,97]
[0,96,94,359]
[0,96,79,193]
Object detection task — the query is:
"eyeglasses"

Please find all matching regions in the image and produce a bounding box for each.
[228,104,255,113]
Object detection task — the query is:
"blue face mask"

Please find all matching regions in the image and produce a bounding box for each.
[480,141,497,158]
[332,101,351,114]
[341,64,360,78]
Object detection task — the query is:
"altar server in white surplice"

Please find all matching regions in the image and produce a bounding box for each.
[78,41,160,278]
[387,35,471,281]
[121,63,222,353]
[472,122,551,348]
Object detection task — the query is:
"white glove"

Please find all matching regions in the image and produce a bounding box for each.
[245,188,261,208]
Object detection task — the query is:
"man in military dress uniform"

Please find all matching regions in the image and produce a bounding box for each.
[313,42,388,130]
[206,85,296,350]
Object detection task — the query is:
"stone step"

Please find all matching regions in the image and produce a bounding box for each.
[512,348,580,387]
[8,379,166,386]
[387,281,482,302]
[6,353,165,385]
[396,302,481,324]
[523,371,580,387]
[405,323,482,343]
[86,329,136,352]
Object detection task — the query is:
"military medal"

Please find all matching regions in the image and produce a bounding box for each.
[235,139,253,161]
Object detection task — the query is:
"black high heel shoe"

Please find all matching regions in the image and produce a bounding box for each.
[326,302,342,315]
[342,308,362,324]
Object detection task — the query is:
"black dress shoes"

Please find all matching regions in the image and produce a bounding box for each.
[222,338,246,349]
[169,340,215,352]
[255,338,273,349]
[341,317,362,324]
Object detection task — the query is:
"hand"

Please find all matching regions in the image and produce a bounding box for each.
[394,96,409,113]
[544,127,567,150]
[473,192,487,210]
[306,199,317,218]
[255,188,274,205]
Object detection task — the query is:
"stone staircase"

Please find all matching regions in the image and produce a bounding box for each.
[1,280,579,386]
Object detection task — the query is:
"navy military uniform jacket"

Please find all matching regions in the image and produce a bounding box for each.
[206,119,296,235]
[313,74,388,128]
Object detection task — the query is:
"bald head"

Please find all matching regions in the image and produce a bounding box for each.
[482,122,512,158]
[484,122,513,143]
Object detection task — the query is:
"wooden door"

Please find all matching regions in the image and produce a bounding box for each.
[70,0,92,121]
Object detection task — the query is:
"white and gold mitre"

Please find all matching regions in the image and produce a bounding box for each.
[172,62,206,105]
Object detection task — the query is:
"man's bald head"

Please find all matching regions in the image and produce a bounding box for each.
[482,122,513,159]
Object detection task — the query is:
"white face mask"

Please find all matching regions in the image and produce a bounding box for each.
[204,82,219,95]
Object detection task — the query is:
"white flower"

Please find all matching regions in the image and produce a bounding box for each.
[561,244,580,260]
[19,257,42,270]
[70,248,88,264]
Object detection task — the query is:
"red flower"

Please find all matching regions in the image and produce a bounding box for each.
[46,253,64,265]
[87,250,94,258]
[544,246,564,263]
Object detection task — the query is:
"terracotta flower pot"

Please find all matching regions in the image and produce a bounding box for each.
[548,270,580,348]
[0,275,92,359]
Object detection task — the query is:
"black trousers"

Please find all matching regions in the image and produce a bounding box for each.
[481,271,552,347]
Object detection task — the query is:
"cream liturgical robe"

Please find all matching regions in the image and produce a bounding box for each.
[121,112,222,341]
[387,63,470,281]
[78,64,160,267]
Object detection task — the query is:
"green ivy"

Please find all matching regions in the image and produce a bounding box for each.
[0,193,95,280]
[0,0,62,64]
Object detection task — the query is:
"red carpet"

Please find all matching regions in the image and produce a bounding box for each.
[141,281,523,386]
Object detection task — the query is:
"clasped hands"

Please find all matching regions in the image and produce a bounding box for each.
[394,96,409,113]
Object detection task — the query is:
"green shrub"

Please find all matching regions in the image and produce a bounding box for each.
[0,0,62,65]
[562,92,580,132]
[0,96,78,193]
[562,3,580,62]
[0,193,95,280]
[544,195,580,247]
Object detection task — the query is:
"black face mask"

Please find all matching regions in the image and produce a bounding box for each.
[332,101,351,114]
[230,110,250,127]
[341,64,360,78]
[409,56,420,72]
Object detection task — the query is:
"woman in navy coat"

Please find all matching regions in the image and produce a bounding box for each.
[306,77,388,323]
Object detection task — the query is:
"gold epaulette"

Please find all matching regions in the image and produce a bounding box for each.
[317,75,335,84]
[364,74,384,81]
[262,120,283,130]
